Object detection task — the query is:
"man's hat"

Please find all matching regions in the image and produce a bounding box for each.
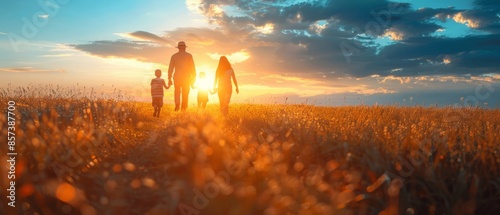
[176,41,187,48]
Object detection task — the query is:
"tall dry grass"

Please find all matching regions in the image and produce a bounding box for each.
[0,86,499,215]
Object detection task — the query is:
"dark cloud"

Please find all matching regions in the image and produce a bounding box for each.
[450,50,500,68]
[71,28,246,66]
[129,31,172,45]
[387,21,442,38]
[384,7,463,39]
[199,0,411,37]
[192,0,499,77]
[72,40,169,64]
[481,23,500,33]
[377,34,500,75]
[380,35,500,59]
[453,0,500,33]
[71,0,500,80]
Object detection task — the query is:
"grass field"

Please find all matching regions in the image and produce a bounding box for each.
[1,87,500,215]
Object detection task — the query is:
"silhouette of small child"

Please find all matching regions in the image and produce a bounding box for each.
[151,69,169,117]
[196,72,210,110]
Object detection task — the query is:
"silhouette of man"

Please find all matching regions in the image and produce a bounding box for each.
[168,41,196,111]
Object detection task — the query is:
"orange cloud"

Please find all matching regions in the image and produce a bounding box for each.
[453,12,481,28]
[0,67,65,73]
[254,23,275,35]
[383,29,404,41]
[207,50,251,64]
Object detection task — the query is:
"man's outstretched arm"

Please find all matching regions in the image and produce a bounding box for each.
[190,55,196,86]
[167,55,175,86]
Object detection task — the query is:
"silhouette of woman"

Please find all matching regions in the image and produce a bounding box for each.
[213,56,239,116]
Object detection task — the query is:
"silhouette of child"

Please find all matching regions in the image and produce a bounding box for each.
[196,72,210,110]
[151,69,169,117]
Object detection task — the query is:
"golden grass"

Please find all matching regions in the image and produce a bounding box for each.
[0,87,499,215]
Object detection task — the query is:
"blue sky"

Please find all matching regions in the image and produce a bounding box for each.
[0,0,202,42]
[1,0,499,107]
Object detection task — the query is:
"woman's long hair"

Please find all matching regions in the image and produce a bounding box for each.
[216,56,232,77]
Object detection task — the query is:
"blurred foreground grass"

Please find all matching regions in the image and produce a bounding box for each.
[1,86,500,215]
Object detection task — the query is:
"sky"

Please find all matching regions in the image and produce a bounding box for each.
[0,0,499,107]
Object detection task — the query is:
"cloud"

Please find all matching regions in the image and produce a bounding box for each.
[72,40,169,64]
[380,75,412,84]
[443,57,451,65]
[128,31,172,45]
[383,29,404,41]
[254,23,275,35]
[71,0,500,82]
[450,0,500,32]
[40,54,74,57]
[186,0,499,78]
[246,74,500,106]
[375,34,500,76]
[453,12,481,28]
[186,0,202,13]
[72,28,247,67]
[0,67,65,73]
[207,49,251,64]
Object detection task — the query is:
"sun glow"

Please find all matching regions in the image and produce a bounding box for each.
[195,66,216,91]
[207,50,251,64]
[197,74,212,91]
[255,23,275,35]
